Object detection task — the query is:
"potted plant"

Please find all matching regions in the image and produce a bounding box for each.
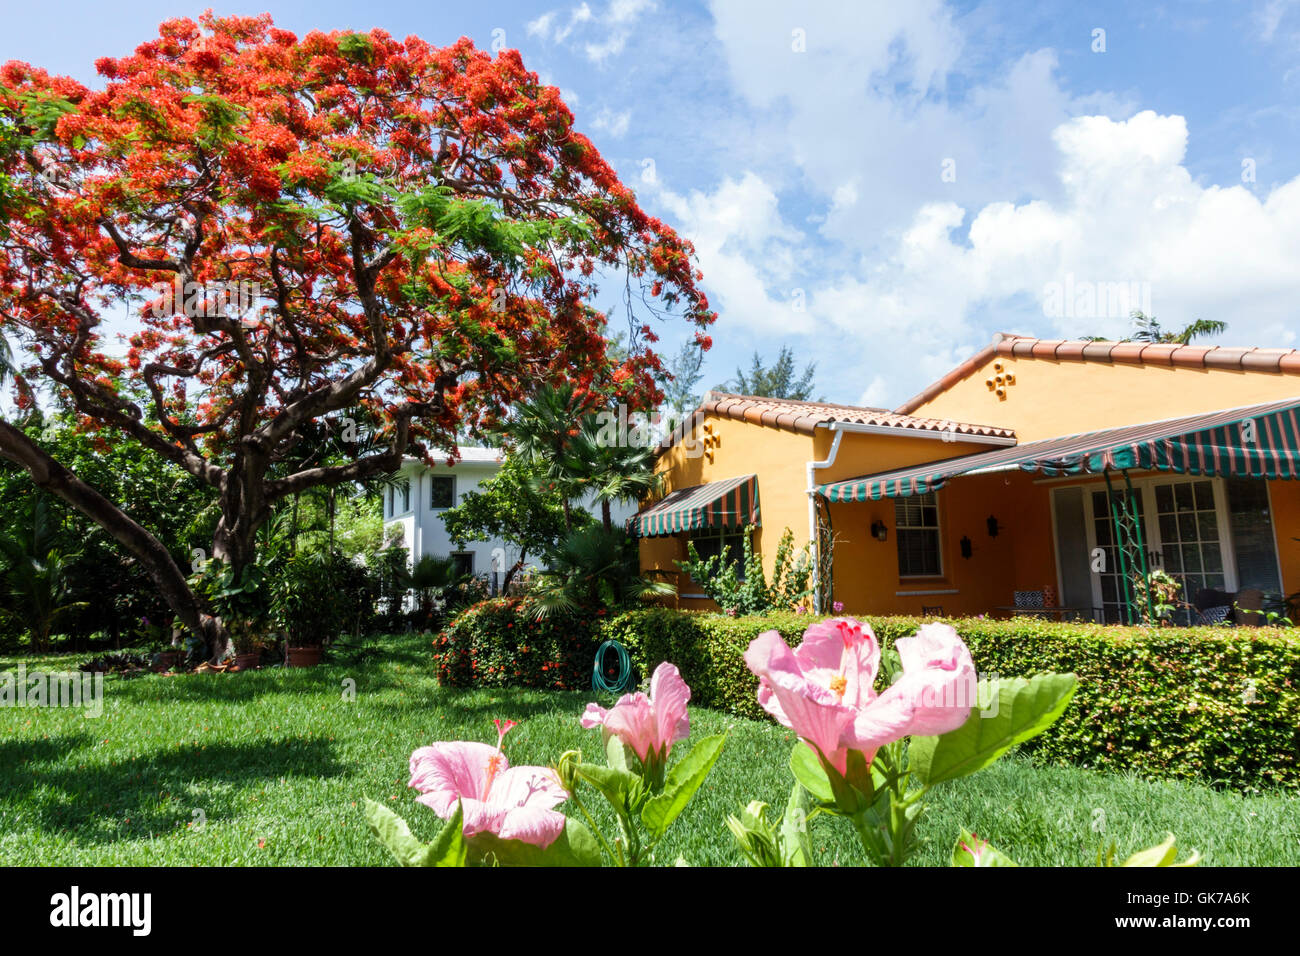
[138,616,180,672]
[228,619,265,671]
[273,550,364,667]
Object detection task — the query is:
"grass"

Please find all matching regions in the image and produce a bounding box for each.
[1,634,1296,866]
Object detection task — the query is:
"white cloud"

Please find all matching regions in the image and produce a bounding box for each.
[654,172,814,336]
[592,108,631,137]
[527,0,657,64]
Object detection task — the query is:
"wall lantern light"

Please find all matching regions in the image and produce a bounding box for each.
[986,515,1000,538]
[960,535,973,559]
[871,520,888,542]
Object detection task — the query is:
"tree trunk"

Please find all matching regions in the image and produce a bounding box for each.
[601,498,612,533]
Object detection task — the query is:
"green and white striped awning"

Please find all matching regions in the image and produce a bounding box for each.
[629,474,760,537]
[819,397,1300,502]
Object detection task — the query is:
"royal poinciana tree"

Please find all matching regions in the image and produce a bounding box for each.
[0,14,713,656]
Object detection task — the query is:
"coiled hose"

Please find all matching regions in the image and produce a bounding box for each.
[591,639,636,693]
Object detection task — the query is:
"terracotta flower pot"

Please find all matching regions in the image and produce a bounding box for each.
[233,652,260,671]
[285,646,322,668]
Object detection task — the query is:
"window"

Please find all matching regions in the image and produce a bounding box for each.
[430,475,455,510]
[451,551,474,578]
[398,478,411,514]
[687,527,748,583]
[895,492,942,577]
[384,488,390,519]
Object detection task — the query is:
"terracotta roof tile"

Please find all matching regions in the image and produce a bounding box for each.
[895,333,1300,414]
[657,392,1016,454]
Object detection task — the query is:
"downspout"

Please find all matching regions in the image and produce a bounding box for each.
[807,424,848,612]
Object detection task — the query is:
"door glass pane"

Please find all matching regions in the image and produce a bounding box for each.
[1225,478,1283,602]
[1153,478,1224,624]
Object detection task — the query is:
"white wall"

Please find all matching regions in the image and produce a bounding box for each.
[381,451,638,579]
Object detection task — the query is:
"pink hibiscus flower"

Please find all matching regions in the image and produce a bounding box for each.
[744,618,976,774]
[580,661,691,764]
[408,719,567,848]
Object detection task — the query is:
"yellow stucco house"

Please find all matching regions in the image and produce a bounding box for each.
[632,333,1300,624]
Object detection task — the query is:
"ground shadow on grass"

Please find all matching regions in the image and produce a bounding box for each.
[371,687,591,725]
[4,737,344,845]
[0,733,96,774]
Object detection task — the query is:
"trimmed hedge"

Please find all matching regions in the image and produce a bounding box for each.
[434,602,1300,790]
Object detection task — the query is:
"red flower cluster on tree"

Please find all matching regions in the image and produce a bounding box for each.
[0,14,714,654]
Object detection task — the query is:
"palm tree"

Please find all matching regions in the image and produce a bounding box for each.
[1130,312,1227,345]
[407,553,464,622]
[561,414,661,532]
[1084,312,1228,345]
[500,383,586,528]
[0,495,88,652]
[530,524,673,618]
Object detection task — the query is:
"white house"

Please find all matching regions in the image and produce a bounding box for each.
[381,446,638,584]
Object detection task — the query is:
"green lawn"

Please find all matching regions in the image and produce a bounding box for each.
[2,634,1296,866]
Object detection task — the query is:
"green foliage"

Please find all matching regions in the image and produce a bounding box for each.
[531,524,673,618]
[272,549,379,646]
[432,597,602,689]
[0,495,89,651]
[365,798,467,867]
[909,674,1079,786]
[471,605,1300,789]
[675,527,812,615]
[440,454,573,581]
[1131,568,1183,625]
[0,410,215,647]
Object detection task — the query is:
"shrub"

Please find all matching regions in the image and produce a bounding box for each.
[435,601,1300,790]
[675,527,812,615]
[611,610,1300,791]
[432,597,602,690]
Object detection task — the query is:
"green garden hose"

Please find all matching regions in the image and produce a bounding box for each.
[592,639,635,693]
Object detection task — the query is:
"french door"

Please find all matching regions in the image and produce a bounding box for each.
[1081,476,1236,623]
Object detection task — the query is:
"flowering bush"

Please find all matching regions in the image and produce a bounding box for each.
[432,598,596,689]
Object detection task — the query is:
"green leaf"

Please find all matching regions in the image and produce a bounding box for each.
[788,742,835,804]
[779,783,813,867]
[416,801,468,867]
[909,673,1077,787]
[466,817,602,867]
[605,733,642,775]
[641,733,726,837]
[363,799,465,867]
[1121,833,1200,868]
[575,762,643,815]
[951,828,1019,867]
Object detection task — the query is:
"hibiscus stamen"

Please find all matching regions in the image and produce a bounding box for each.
[829,674,848,701]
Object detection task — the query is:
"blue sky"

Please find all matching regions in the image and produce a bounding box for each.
[7,0,1300,410]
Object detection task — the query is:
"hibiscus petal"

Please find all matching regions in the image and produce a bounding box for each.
[496,805,568,848]
[408,741,498,803]
[602,691,658,761]
[649,661,691,749]
[490,765,569,811]
[414,793,500,837]
[579,702,609,729]
[761,667,856,773]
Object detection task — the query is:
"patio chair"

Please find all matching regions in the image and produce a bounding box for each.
[1013,590,1045,609]
[1234,588,1266,627]
[1196,605,1233,626]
